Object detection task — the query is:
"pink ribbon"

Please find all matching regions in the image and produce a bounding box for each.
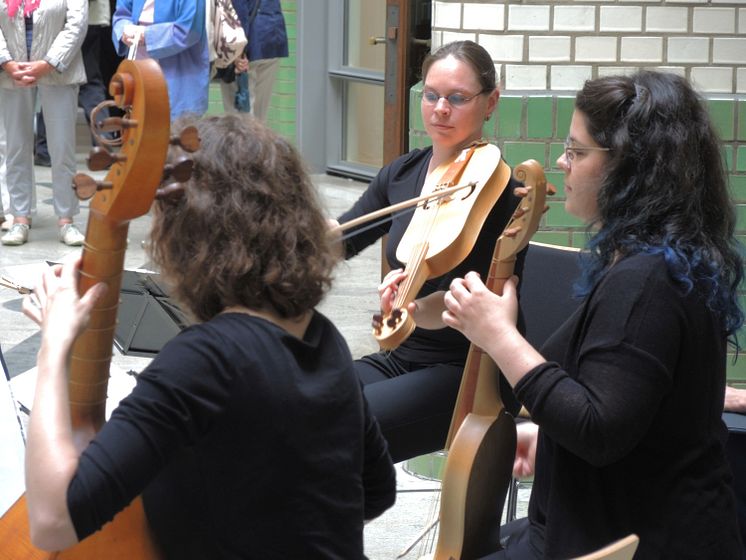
[7,0,41,18]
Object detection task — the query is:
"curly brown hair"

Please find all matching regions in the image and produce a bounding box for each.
[149,114,336,322]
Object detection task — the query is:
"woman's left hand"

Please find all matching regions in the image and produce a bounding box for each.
[442,271,519,351]
[23,257,107,349]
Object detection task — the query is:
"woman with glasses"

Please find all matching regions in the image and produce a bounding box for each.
[333,40,525,464]
[444,71,744,558]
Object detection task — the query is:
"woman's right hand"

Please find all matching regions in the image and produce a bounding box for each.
[513,421,539,479]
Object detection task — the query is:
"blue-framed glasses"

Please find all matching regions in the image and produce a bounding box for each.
[563,138,610,170]
[421,89,487,108]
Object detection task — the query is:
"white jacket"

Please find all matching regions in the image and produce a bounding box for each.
[0,0,87,88]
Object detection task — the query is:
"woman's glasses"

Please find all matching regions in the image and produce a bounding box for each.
[563,139,610,171]
[422,89,486,108]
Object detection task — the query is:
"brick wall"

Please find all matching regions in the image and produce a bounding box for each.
[419,0,746,382]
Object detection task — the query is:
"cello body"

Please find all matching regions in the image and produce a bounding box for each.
[0,59,170,559]
[434,160,550,560]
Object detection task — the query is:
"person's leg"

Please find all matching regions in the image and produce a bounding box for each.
[356,354,463,463]
[476,518,542,560]
[248,58,280,122]
[40,84,83,245]
[219,80,239,114]
[0,116,6,217]
[1,87,35,224]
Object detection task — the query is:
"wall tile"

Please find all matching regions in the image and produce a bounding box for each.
[576,36,618,62]
[645,6,688,32]
[600,6,643,32]
[481,34,525,62]
[693,8,736,33]
[503,141,546,168]
[442,30,476,44]
[556,97,575,139]
[548,143,565,170]
[691,67,735,93]
[738,68,746,93]
[463,3,505,31]
[508,5,551,31]
[653,66,686,78]
[545,201,584,227]
[553,5,596,32]
[527,97,553,138]
[736,146,746,172]
[505,64,548,90]
[551,65,593,91]
[598,66,640,77]
[724,145,734,172]
[708,99,736,140]
[620,36,663,62]
[497,96,523,138]
[529,36,571,62]
[433,1,462,29]
[740,8,746,33]
[713,38,746,64]
[667,37,710,64]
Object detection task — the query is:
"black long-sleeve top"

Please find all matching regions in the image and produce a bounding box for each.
[67,311,396,559]
[516,252,742,559]
[338,146,525,367]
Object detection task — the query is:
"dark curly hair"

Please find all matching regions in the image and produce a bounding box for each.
[574,71,744,339]
[149,114,336,323]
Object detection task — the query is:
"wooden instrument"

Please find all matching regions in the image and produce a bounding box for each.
[372,142,512,350]
[433,160,551,560]
[0,59,172,559]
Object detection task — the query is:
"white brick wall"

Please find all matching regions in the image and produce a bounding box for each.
[575,36,618,62]
[692,7,736,33]
[429,0,746,94]
[667,37,710,64]
[713,38,746,63]
[481,34,524,62]
[553,6,595,32]
[529,36,572,61]
[690,66,734,92]
[645,7,688,32]
[600,7,643,32]
[621,36,663,62]
[508,5,551,31]
[551,65,593,90]
[505,64,547,89]
[433,1,462,30]
[463,3,504,31]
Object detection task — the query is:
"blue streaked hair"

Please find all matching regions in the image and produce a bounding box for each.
[572,72,744,344]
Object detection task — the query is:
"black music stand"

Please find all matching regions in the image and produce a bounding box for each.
[115,270,190,357]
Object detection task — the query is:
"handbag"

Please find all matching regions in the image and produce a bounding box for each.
[212,0,248,69]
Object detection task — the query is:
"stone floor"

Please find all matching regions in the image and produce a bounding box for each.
[0,134,528,559]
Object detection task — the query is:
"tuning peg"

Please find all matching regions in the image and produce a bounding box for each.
[170,126,200,153]
[73,173,113,201]
[87,146,126,171]
[162,158,195,183]
[503,225,523,238]
[155,182,185,201]
[372,313,383,334]
[547,182,557,196]
[95,116,138,133]
[386,308,403,328]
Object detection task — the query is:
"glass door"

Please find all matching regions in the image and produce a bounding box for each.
[326,0,387,179]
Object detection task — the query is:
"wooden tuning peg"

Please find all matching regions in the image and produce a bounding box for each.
[73,173,113,201]
[95,116,137,133]
[547,182,558,196]
[170,126,200,153]
[87,146,126,171]
[162,158,195,183]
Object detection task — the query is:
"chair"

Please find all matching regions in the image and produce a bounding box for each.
[506,242,582,522]
[572,534,639,560]
[723,410,746,552]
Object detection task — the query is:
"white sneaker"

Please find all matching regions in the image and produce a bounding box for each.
[59,223,85,246]
[1,223,29,246]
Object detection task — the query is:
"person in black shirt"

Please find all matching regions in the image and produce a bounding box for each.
[444,71,744,558]
[22,114,396,559]
[336,40,525,463]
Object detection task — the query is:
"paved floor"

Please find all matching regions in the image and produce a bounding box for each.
[0,130,528,559]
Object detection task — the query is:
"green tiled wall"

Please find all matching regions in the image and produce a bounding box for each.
[407,84,746,381]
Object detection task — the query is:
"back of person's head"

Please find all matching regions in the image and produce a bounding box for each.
[573,71,744,336]
[421,40,497,92]
[149,114,336,322]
